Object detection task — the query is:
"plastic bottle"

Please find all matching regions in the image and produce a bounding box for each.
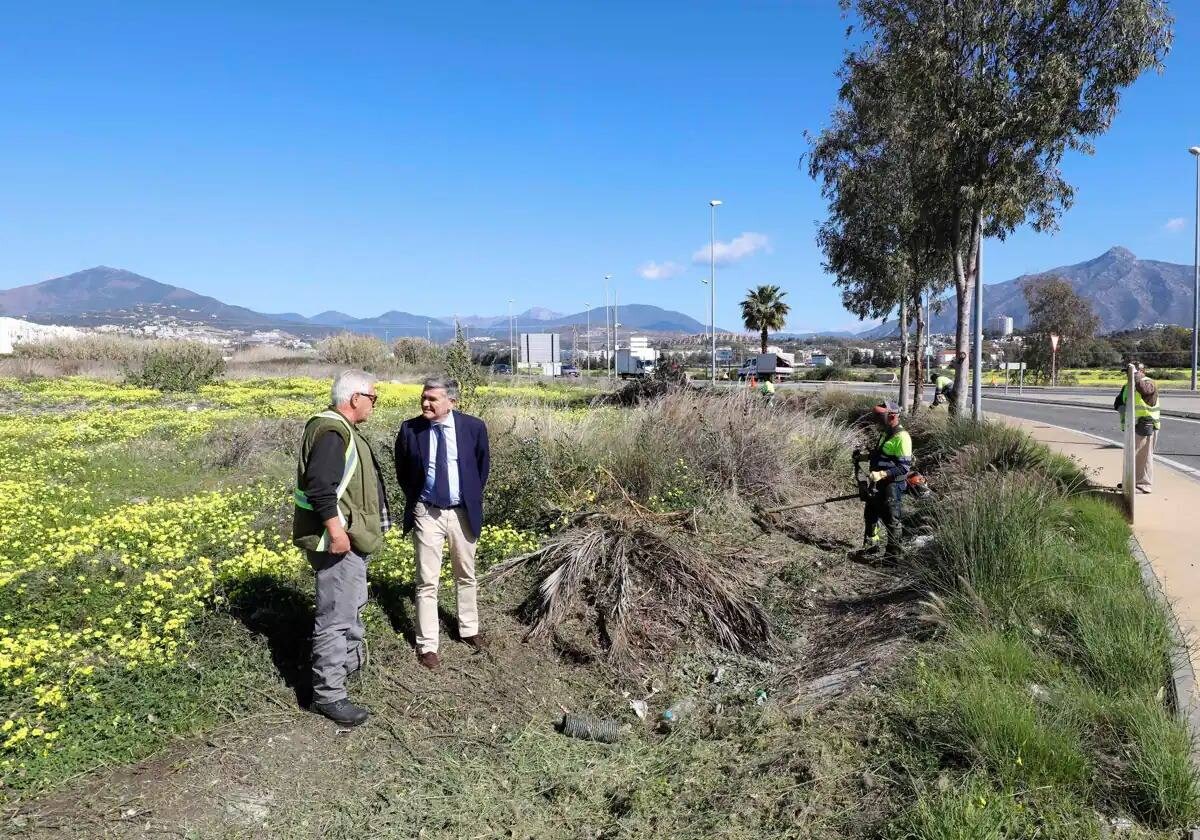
[658,698,696,733]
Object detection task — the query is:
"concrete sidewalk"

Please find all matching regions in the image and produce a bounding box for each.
[995,414,1200,683]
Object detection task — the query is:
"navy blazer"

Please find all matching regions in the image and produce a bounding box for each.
[394,410,490,539]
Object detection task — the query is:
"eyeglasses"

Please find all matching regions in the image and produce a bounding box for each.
[354,392,378,406]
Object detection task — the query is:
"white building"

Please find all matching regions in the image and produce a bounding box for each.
[0,317,82,355]
[989,315,1014,337]
[810,353,833,367]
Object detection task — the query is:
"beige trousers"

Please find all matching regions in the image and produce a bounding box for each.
[412,503,479,653]
[1135,430,1156,491]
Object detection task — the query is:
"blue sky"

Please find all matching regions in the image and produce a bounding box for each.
[1,1,1198,332]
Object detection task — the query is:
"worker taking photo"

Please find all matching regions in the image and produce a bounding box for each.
[854,400,913,561]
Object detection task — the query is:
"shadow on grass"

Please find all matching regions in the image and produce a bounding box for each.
[228,576,315,708]
[372,578,467,648]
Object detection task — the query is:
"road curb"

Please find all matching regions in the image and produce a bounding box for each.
[981,393,1200,421]
[1128,533,1200,783]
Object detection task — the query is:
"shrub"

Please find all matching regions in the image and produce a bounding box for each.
[317,333,388,368]
[124,342,225,392]
[391,337,444,367]
[444,324,481,403]
[803,365,850,381]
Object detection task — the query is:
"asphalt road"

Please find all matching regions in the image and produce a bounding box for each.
[981,397,1200,480]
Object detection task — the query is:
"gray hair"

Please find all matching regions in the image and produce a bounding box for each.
[422,376,460,402]
[331,369,377,406]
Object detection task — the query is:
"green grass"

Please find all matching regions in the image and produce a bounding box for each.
[891,459,1200,833]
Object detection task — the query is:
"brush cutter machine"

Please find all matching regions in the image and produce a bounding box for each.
[760,450,932,516]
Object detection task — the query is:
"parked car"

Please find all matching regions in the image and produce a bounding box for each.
[559,365,581,378]
[491,363,512,375]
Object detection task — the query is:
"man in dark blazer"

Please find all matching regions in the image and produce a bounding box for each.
[394,376,490,668]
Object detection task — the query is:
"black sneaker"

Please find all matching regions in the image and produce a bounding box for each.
[311,698,369,726]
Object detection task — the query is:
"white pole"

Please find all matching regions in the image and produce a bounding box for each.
[1124,363,1137,521]
[709,200,721,385]
[972,240,983,421]
[585,304,591,374]
[508,299,514,376]
[1190,147,1200,391]
[604,275,612,380]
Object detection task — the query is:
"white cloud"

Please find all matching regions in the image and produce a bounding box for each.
[692,232,771,266]
[1164,217,1187,233]
[638,260,684,280]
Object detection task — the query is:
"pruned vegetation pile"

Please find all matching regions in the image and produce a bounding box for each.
[486,508,774,667]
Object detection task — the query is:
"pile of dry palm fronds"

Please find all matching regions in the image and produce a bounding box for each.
[484,509,774,667]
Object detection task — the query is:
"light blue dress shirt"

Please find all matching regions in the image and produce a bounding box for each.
[420,411,461,506]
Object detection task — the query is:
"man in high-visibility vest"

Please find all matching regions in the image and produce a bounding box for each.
[293,369,391,726]
[759,374,776,403]
[854,400,914,561]
[932,371,954,407]
[1114,366,1161,494]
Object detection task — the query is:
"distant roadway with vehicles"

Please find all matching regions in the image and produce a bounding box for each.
[775,379,1200,480]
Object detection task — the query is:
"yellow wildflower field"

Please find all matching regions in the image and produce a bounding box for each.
[0,376,549,787]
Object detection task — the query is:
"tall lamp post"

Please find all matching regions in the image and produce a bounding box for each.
[709,199,722,385]
[1190,146,1200,391]
[585,303,591,374]
[507,299,515,376]
[604,275,612,380]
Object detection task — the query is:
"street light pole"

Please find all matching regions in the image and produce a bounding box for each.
[508,299,515,375]
[604,275,612,380]
[709,199,722,385]
[1190,146,1200,391]
[585,303,591,374]
[614,289,620,371]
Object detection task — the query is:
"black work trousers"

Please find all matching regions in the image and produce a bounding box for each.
[863,481,904,559]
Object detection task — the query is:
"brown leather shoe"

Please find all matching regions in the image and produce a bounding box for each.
[417,651,440,669]
[461,634,487,651]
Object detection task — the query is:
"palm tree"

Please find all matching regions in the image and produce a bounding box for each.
[740,285,790,353]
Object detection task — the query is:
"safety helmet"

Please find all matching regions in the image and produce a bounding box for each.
[874,400,901,426]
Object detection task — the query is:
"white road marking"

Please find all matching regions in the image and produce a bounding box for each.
[982,407,1200,483]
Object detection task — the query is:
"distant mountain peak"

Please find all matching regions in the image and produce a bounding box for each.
[1099,246,1136,261]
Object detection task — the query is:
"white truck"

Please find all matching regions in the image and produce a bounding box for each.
[616,348,657,379]
[737,352,795,381]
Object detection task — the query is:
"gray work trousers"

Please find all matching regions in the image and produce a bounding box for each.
[308,549,368,704]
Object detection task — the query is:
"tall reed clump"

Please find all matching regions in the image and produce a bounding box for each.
[13,334,151,365]
[483,389,858,528]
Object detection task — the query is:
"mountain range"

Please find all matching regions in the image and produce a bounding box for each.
[0,248,1192,342]
[0,267,708,338]
[859,246,1196,339]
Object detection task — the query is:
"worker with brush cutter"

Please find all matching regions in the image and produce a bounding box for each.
[853,400,913,562]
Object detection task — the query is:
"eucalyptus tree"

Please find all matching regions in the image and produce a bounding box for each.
[829,0,1172,415]
[808,53,946,412]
